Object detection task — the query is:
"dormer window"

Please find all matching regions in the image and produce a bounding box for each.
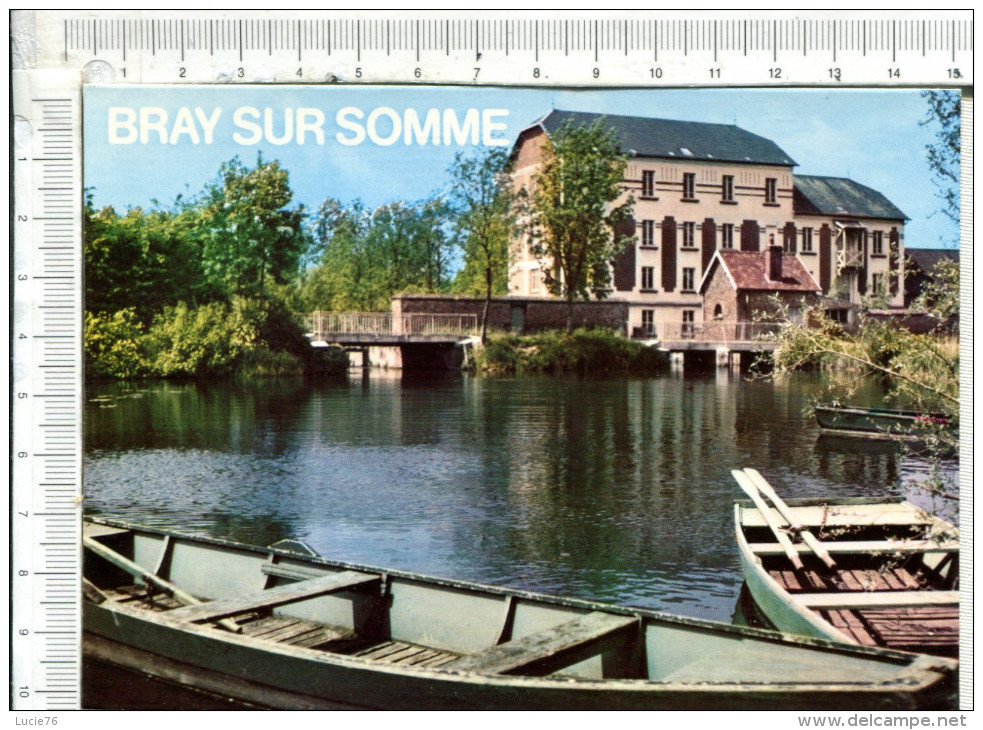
[680,147,694,156]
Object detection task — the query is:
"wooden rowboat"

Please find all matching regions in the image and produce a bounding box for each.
[83,516,957,710]
[734,471,959,660]
[813,405,955,441]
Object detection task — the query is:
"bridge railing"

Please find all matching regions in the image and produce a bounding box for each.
[305,312,393,336]
[632,321,783,343]
[396,313,480,336]
[305,311,479,339]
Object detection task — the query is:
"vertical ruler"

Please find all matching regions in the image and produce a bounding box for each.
[11,71,83,711]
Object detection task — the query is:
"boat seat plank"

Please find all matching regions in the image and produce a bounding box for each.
[109,585,184,611]
[768,570,803,591]
[799,590,958,609]
[165,571,381,624]
[237,616,295,636]
[804,570,831,590]
[444,611,637,677]
[747,539,959,556]
[821,610,879,646]
[880,571,907,591]
[818,600,959,652]
[893,568,922,590]
[838,571,864,591]
[287,626,355,649]
[83,524,131,539]
[349,641,460,667]
[255,620,314,642]
[261,562,329,582]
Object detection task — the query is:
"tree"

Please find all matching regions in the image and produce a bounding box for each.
[84,195,209,322]
[913,258,959,329]
[920,90,960,237]
[303,196,454,312]
[199,156,308,301]
[447,149,520,342]
[527,119,634,332]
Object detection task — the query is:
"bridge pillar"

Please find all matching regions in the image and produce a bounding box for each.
[715,347,730,368]
[730,351,743,369]
[669,352,685,370]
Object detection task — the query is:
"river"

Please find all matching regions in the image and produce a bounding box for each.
[84,369,957,624]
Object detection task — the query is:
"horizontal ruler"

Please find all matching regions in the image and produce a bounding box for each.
[22,10,974,86]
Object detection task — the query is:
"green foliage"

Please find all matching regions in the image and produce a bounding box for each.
[446,149,520,340]
[475,329,668,375]
[301,196,454,311]
[84,156,325,380]
[913,259,959,329]
[84,197,212,321]
[527,119,634,330]
[145,298,262,378]
[84,308,150,379]
[770,304,959,414]
[235,346,306,377]
[199,156,308,300]
[920,90,960,233]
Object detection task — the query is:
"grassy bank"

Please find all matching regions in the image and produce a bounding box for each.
[474,329,668,375]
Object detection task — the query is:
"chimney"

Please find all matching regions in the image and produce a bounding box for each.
[768,245,783,281]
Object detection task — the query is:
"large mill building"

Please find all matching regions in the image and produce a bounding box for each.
[508,110,907,339]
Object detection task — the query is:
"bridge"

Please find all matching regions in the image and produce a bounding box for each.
[304,310,780,370]
[303,312,480,369]
[304,312,479,344]
[630,321,781,368]
[632,321,781,351]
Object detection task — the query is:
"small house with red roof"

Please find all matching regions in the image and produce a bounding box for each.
[699,246,821,340]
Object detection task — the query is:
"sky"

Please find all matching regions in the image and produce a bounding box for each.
[84,85,960,250]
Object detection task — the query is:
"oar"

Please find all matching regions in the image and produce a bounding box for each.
[732,469,804,571]
[84,535,241,633]
[744,469,838,571]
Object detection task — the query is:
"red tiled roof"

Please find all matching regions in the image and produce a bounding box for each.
[711,249,820,292]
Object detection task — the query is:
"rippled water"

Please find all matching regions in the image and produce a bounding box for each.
[84,369,957,623]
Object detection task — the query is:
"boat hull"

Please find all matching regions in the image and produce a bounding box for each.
[814,406,954,440]
[84,517,958,711]
[735,498,959,660]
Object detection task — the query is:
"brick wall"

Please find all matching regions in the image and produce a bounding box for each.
[702,265,820,325]
[392,295,630,334]
[701,265,740,322]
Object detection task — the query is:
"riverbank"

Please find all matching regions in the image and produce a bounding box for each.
[84,301,349,380]
[472,329,668,375]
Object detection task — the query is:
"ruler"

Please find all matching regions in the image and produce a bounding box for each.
[9,9,972,712]
[11,70,83,711]
[24,10,974,86]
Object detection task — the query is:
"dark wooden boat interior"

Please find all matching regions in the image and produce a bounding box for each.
[742,521,959,658]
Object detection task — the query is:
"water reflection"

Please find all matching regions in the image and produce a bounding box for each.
[84,371,958,623]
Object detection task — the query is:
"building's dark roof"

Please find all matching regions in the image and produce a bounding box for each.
[533,110,797,167]
[701,249,820,293]
[793,175,907,221]
[905,247,959,273]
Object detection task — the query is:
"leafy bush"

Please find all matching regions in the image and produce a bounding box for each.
[475,329,667,375]
[236,346,306,376]
[84,308,150,379]
[145,298,262,378]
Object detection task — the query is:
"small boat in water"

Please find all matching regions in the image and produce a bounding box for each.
[84,516,957,710]
[813,405,955,441]
[733,469,959,660]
